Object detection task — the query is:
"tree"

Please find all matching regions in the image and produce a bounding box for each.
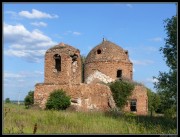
[147,88,160,116]
[154,15,177,116]
[109,80,134,109]
[46,89,71,110]
[24,91,34,108]
[5,98,11,103]
[160,16,177,70]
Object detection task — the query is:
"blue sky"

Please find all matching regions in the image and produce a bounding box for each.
[3,3,177,101]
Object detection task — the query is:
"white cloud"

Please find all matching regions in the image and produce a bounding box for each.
[19,9,59,19]
[4,71,44,79]
[3,23,57,62]
[53,34,63,39]
[4,72,25,78]
[126,4,133,8]
[17,79,25,82]
[4,49,46,63]
[145,78,159,83]
[149,37,162,42]
[64,31,82,36]
[34,71,44,75]
[131,59,154,66]
[5,11,20,20]
[5,11,17,17]
[4,23,29,41]
[142,46,157,52]
[3,71,44,100]
[73,31,81,35]
[63,31,70,35]
[31,21,47,27]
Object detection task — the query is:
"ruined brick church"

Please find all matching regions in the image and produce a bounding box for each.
[34,39,148,115]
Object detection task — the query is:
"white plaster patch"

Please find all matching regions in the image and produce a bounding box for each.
[84,98,89,105]
[84,98,98,110]
[87,104,98,110]
[53,69,57,73]
[85,70,115,84]
[72,61,77,72]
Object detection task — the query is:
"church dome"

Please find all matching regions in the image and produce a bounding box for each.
[85,39,131,64]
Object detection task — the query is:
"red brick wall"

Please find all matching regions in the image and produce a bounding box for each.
[84,61,133,82]
[34,83,148,115]
[34,83,116,111]
[123,85,148,115]
[34,41,148,115]
[44,47,81,85]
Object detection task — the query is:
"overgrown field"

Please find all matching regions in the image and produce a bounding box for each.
[3,103,177,134]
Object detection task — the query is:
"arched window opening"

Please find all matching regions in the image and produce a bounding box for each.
[54,54,61,72]
[70,53,78,63]
[117,70,122,78]
[97,49,101,54]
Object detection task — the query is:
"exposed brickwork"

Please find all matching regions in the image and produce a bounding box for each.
[85,40,133,82]
[123,85,148,115]
[34,83,116,111]
[85,61,133,83]
[44,43,81,85]
[85,41,131,63]
[34,40,148,115]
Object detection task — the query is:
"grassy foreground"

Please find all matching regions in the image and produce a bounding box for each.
[3,103,177,134]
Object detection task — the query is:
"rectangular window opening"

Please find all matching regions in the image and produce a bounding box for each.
[55,58,61,71]
[130,99,137,112]
[117,70,122,78]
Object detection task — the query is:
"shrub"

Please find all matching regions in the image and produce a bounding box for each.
[5,98,11,103]
[45,89,71,110]
[164,108,176,118]
[24,91,34,109]
[109,80,134,109]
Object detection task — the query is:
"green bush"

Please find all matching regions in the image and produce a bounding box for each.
[24,91,34,109]
[164,108,176,118]
[45,89,71,110]
[5,98,11,103]
[109,80,134,109]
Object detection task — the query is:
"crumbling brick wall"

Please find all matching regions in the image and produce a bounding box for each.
[34,40,148,115]
[34,83,116,111]
[84,40,133,83]
[123,85,148,115]
[44,43,81,85]
[84,61,132,83]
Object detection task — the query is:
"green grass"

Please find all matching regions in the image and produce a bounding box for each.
[3,103,177,134]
